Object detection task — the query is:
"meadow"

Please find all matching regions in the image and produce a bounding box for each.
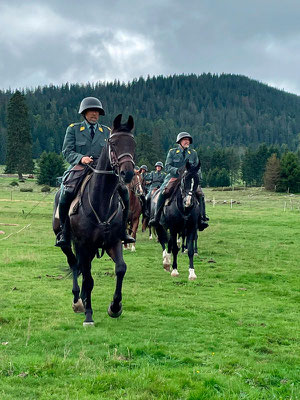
[0,176,299,399]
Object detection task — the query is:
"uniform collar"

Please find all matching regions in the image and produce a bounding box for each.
[84,120,99,130]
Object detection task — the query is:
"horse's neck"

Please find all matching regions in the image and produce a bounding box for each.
[89,151,119,210]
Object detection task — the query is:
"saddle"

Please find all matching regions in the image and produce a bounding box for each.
[69,174,92,216]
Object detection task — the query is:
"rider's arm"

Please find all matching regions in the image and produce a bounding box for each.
[62,125,85,166]
[165,149,179,176]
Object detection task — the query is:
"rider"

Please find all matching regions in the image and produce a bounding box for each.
[55,96,135,247]
[138,165,148,217]
[149,132,209,230]
[145,161,166,217]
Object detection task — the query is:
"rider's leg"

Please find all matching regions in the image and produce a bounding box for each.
[195,186,209,230]
[55,186,74,247]
[118,184,136,244]
[149,190,166,225]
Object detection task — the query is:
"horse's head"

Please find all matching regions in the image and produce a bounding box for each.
[129,173,144,196]
[180,161,200,209]
[109,114,136,184]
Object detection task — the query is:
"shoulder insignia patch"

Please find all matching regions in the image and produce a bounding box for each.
[69,123,74,127]
[188,150,191,154]
[192,149,196,152]
[176,150,180,153]
[80,126,85,131]
[99,127,103,132]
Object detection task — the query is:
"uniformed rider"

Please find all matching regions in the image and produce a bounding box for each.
[149,132,209,230]
[55,96,135,247]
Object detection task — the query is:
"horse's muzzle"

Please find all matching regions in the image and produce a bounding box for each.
[121,170,134,184]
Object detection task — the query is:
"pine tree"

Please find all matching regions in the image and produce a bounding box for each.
[37,151,65,186]
[263,153,281,191]
[276,152,300,193]
[5,91,34,179]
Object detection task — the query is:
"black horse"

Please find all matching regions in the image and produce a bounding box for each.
[153,162,201,280]
[53,114,135,326]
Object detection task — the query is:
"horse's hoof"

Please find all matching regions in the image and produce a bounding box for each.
[171,269,179,277]
[72,299,85,313]
[188,269,197,281]
[83,320,95,327]
[131,245,136,252]
[163,264,170,272]
[194,252,199,257]
[107,302,123,318]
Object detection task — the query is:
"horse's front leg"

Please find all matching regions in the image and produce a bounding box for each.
[75,243,95,325]
[130,216,140,252]
[106,241,127,318]
[170,233,180,277]
[187,230,197,281]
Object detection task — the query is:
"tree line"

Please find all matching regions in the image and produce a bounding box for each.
[2,75,300,192]
[1,73,300,167]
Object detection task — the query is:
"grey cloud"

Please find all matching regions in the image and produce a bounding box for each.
[1,0,300,94]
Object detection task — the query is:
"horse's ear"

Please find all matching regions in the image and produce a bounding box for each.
[113,114,122,130]
[127,115,134,132]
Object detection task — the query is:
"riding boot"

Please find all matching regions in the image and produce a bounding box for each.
[118,184,136,244]
[55,190,74,247]
[149,192,166,225]
[145,195,151,218]
[195,188,209,231]
[140,194,147,218]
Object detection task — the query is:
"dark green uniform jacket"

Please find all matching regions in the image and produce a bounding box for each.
[148,170,166,191]
[161,145,199,190]
[62,120,111,169]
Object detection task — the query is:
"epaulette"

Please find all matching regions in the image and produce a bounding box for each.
[68,122,81,127]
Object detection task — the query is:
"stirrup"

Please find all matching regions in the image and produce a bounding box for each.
[55,232,70,248]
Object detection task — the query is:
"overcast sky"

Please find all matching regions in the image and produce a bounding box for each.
[1,0,300,95]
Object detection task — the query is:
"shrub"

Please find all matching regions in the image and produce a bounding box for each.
[9,181,19,187]
[20,188,33,192]
[41,185,51,192]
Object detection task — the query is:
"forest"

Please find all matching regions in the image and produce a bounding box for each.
[1,73,300,188]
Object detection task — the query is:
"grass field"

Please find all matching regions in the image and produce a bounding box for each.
[0,176,299,399]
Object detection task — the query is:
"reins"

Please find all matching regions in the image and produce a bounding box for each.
[83,131,134,228]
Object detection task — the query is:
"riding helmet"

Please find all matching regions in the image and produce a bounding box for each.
[155,161,164,168]
[78,97,105,115]
[176,132,193,144]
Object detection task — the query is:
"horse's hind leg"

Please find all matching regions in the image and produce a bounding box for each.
[106,242,126,318]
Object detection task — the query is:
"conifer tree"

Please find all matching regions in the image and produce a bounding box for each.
[37,151,65,186]
[276,152,300,193]
[5,91,34,179]
[263,153,281,191]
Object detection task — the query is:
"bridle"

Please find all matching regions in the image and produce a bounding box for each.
[180,172,197,209]
[129,174,143,196]
[87,131,135,180]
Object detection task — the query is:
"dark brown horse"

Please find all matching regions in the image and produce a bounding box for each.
[125,172,143,252]
[53,114,135,326]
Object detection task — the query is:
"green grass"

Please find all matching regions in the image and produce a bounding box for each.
[0,177,299,399]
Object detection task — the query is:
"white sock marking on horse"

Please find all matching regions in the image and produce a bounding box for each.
[171,269,179,277]
[188,268,197,281]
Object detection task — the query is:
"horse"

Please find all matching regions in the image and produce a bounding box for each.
[153,162,201,281]
[125,172,143,252]
[53,114,135,326]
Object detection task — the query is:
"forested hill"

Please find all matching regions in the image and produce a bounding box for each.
[0,73,300,164]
